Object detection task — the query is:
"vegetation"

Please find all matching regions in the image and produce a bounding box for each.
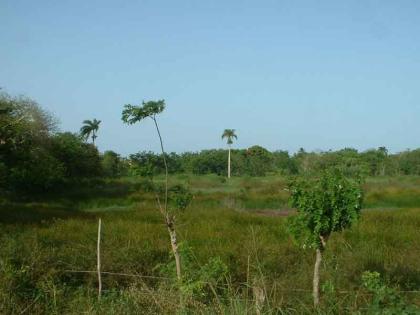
[221,129,237,179]
[1,92,419,313]
[117,147,420,179]
[122,99,187,281]
[288,170,363,306]
[0,93,102,194]
[0,175,419,314]
[80,119,101,145]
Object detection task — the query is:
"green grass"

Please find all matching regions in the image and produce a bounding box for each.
[0,175,419,314]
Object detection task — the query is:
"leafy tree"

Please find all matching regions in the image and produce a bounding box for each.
[129,151,183,177]
[221,129,237,178]
[50,132,102,179]
[169,184,193,211]
[102,150,124,178]
[272,150,298,175]
[395,149,420,175]
[0,93,56,153]
[293,148,315,174]
[80,119,101,145]
[190,149,227,175]
[361,147,388,176]
[288,170,363,307]
[245,145,274,176]
[8,147,65,193]
[122,100,184,281]
[0,93,62,193]
[129,151,163,177]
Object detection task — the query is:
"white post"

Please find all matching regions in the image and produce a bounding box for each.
[97,218,102,300]
[228,147,231,178]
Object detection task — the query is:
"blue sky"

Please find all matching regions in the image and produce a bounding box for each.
[1,1,419,155]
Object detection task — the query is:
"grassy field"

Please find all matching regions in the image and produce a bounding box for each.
[0,175,419,314]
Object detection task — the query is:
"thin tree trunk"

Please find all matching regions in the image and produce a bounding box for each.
[167,216,181,281]
[152,116,168,211]
[228,147,231,178]
[152,116,181,281]
[97,218,102,300]
[313,248,322,307]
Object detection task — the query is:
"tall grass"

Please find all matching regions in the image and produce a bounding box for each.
[0,175,419,313]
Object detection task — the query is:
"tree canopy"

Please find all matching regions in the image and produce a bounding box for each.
[80,118,101,144]
[122,100,165,124]
[288,169,364,249]
[0,93,102,194]
[221,129,237,145]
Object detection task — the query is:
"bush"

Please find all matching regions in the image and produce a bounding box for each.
[50,132,102,179]
[159,243,228,303]
[169,184,193,211]
[102,150,126,177]
[362,271,419,314]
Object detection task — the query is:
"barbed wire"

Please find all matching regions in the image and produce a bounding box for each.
[62,270,420,294]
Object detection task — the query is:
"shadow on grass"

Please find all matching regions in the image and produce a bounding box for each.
[0,201,95,225]
[0,179,142,225]
[390,265,420,290]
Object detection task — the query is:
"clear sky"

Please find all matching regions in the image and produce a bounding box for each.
[1,1,419,155]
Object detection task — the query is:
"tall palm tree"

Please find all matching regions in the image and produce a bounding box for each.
[222,129,237,178]
[80,119,101,145]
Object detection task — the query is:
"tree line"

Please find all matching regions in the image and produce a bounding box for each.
[0,93,102,194]
[2,92,420,195]
[115,146,420,178]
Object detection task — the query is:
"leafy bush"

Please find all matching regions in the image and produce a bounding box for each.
[361,271,419,314]
[50,132,102,179]
[159,243,228,303]
[102,150,124,177]
[169,184,193,211]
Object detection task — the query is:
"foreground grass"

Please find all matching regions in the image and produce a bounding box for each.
[0,175,419,314]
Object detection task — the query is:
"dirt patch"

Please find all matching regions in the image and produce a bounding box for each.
[253,209,295,217]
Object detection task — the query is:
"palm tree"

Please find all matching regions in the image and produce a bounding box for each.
[80,119,101,145]
[222,129,237,178]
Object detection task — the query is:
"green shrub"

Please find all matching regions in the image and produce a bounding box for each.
[361,271,419,315]
[169,184,193,211]
[159,243,228,303]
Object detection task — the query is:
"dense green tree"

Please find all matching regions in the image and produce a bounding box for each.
[272,150,298,175]
[115,146,420,178]
[129,151,164,177]
[190,149,227,175]
[245,145,273,176]
[102,150,125,177]
[50,132,102,179]
[0,93,62,193]
[128,151,183,177]
[0,92,103,194]
[396,149,420,175]
[288,170,363,307]
[361,147,388,176]
[293,148,316,174]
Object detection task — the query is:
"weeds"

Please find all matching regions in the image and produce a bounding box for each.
[0,175,419,313]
